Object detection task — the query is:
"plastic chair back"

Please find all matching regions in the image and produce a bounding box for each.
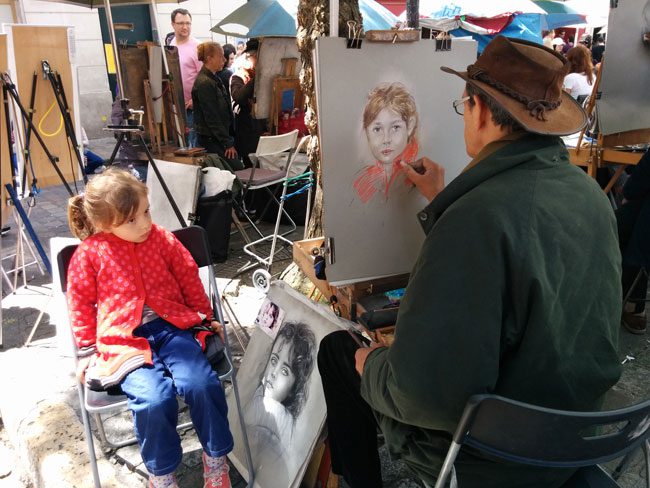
[434,394,650,488]
[254,130,299,158]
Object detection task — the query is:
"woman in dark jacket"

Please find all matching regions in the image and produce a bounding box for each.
[230,38,268,168]
[191,42,242,170]
[617,149,650,334]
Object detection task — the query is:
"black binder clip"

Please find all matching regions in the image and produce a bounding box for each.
[435,31,452,52]
[347,21,363,49]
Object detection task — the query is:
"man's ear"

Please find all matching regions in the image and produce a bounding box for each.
[473,95,491,129]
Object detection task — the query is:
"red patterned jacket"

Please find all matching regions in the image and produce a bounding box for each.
[66,224,212,389]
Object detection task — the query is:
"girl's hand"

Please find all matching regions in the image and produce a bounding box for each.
[76,356,93,384]
[211,320,225,343]
[401,158,445,203]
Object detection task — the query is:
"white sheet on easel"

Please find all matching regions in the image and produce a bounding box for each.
[146,159,200,231]
[316,37,476,285]
[149,45,163,124]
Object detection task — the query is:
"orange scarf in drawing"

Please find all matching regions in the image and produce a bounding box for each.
[353,138,419,204]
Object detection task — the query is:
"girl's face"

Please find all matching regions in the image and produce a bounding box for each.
[105,195,152,243]
[263,339,295,403]
[259,303,277,329]
[366,107,413,165]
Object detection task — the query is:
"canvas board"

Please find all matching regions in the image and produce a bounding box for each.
[315,37,476,285]
[146,159,200,231]
[254,37,300,120]
[227,281,343,488]
[4,25,80,188]
[597,0,650,135]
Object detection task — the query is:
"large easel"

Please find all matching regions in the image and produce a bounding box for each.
[567,61,647,194]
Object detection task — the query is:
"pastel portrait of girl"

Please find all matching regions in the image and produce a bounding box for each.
[353,82,421,204]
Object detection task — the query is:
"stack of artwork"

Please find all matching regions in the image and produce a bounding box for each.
[226,281,343,488]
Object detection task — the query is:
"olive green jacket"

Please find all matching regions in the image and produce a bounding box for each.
[360,134,622,487]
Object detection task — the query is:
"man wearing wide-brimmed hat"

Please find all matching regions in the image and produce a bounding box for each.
[318,36,622,487]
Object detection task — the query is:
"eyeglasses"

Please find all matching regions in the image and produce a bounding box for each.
[452,96,471,116]
[174,21,192,26]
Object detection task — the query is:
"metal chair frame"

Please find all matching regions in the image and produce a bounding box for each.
[57,226,254,488]
[434,394,650,488]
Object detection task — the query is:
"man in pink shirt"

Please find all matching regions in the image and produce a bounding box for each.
[170,8,202,147]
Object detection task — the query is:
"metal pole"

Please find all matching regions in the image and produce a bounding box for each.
[149,0,185,148]
[103,0,125,99]
[330,0,339,37]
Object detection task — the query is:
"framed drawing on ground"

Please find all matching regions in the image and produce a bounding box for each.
[227,281,342,488]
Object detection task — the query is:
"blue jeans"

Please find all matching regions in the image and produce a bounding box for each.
[186,109,197,148]
[120,319,233,475]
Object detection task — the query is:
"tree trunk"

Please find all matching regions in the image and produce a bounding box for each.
[283,0,361,288]
[296,0,361,239]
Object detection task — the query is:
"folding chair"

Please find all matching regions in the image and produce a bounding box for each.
[57,226,254,488]
[234,131,312,290]
[433,394,650,488]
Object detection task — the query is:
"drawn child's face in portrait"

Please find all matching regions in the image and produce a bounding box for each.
[263,339,295,403]
[366,108,414,165]
[258,302,278,329]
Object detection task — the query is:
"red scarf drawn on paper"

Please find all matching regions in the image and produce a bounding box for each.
[353,138,419,204]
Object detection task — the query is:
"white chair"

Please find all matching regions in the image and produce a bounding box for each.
[234,131,312,290]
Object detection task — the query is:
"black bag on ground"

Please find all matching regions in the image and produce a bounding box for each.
[196,190,233,263]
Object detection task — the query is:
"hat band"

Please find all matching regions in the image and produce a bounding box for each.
[467,65,562,121]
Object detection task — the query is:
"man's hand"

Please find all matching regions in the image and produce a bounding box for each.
[355,342,384,376]
[210,320,225,343]
[401,157,445,202]
[185,99,193,110]
[224,146,238,159]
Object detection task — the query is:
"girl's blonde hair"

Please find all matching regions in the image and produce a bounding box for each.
[363,82,419,138]
[197,41,223,63]
[67,168,147,240]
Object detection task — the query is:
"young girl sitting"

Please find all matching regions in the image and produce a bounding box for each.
[353,82,420,204]
[66,168,233,488]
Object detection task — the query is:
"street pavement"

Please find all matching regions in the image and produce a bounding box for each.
[0,139,648,488]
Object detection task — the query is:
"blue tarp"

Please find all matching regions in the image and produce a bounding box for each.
[450,14,543,53]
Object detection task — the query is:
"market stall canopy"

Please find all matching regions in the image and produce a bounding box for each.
[563,0,609,27]
[39,0,185,6]
[533,0,586,30]
[398,0,546,20]
[212,0,397,38]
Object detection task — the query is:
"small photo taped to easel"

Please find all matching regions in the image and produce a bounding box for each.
[254,298,287,339]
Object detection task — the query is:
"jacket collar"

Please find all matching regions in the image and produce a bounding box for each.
[418,134,567,234]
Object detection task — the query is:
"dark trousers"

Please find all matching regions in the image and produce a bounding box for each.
[617,201,648,313]
[317,331,383,488]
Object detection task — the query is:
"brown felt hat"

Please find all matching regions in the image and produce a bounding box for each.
[441,36,587,136]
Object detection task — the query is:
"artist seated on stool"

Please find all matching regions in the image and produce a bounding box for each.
[317,36,622,488]
[617,148,650,335]
[191,41,243,171]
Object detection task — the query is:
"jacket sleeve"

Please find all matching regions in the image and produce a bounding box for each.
[359,204,508,433]
[166,233,213,321]
[193,75,234,149]
[622,150,650,201]
[66,245,99,350]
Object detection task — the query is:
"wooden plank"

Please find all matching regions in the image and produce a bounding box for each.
[601,149,644,165]
[0,34,10,225]
[10,25,77,188]
[601,128,650,148]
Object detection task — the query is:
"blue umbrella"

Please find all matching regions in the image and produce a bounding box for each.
[533,0,586,30]
[212,0,397,38]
